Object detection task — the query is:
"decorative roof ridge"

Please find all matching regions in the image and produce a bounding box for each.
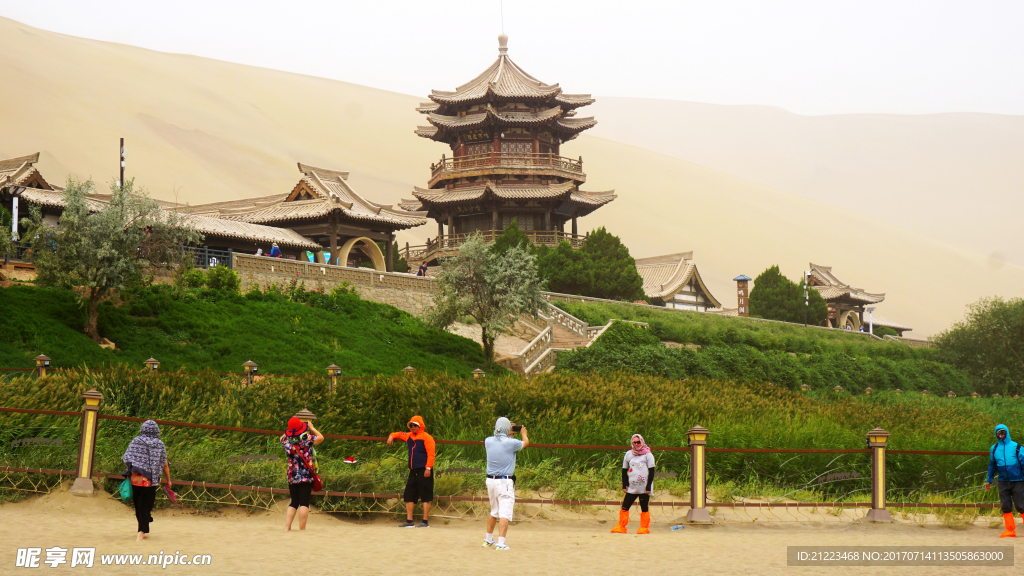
[635,252,694,266]
[297,162,349,181]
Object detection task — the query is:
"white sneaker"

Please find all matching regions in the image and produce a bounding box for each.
[482,540,495,548]
[494,544,510,551]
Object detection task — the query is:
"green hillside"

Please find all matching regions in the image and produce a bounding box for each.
[0,284,486,376]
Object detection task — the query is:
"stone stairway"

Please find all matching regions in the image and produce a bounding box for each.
[550,324,588,350]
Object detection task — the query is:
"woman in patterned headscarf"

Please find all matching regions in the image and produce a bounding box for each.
[611,433,655,535]
[122,420,172,541]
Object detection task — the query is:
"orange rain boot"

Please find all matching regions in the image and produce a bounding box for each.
[611,510,629,533]
[637,511,651,534]
[1001,513,1017,538]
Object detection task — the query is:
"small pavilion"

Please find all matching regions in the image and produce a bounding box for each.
[807,262,912,332]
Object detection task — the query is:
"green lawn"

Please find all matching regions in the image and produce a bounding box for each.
[0,284,487,376]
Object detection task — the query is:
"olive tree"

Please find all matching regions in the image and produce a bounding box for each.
[426,234,546,362]
[21,177,202,343]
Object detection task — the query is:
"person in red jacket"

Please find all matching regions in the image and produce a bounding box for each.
[387,415,436,527]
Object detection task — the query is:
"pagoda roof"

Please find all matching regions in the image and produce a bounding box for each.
[0,152,55,191]
[635,251,722,307]
[809,262,885,304]
[191,163,427,230]
[400,181,614,212]
[418,104,596,143]
[422,35,595,115]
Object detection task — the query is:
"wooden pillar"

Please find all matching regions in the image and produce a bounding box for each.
[492,210,499,232]
[544,210,551,231]
[329,217,338,266]
[386,233,394,272]
[448,214,454,236]
[437,219,443,239]
[572,215,578,236]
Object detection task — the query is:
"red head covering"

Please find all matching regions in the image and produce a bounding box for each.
[285,417,308,437]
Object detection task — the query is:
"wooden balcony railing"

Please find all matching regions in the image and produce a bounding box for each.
[399,230,587,263]
[430,152,583,180]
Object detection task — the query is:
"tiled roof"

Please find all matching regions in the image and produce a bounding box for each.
[426,105,565,131]
[555,117,598,134]
[569,189,616,206]
[867,314,912,332]
[185,164,427,230]
[180,214,320,250]
[411,181,575,205]
[0,153,54,191]
[634,251,721,307]
[809,262,885,304]
[421,36,594,118]
[15,188,318,250]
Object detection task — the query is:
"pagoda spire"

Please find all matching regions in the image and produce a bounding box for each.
[498,33,508,55]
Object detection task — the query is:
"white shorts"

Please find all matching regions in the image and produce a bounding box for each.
[486,478,515,520]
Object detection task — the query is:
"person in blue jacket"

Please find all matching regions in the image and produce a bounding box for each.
[984,424,1024,537]
[269,243,283,258]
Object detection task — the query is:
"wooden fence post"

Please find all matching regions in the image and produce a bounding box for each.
[866,428,892,522]
[70,389,104,496]
[326,364,341,394]
[686,425,713,523]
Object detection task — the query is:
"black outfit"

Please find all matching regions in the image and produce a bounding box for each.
[403,467,434,503]
[289,482,313,509]
[132,485,158,533]
[620,466,655,512]
[999,481,1024,514]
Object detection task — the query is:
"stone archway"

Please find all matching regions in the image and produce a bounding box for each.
[338,237,386,271]
[838,310,862,331]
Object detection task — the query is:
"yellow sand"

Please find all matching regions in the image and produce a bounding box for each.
[2,16,1022,337]
[1,489,1020,575]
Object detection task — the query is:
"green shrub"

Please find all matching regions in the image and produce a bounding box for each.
[204,266,240,292]
[589,321,661,350]
[874,326,899,338]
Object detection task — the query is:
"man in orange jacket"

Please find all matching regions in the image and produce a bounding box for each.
[387,415,436,528]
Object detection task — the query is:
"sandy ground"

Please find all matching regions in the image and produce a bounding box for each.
[447,322,529,357]
[1,489,1020,576]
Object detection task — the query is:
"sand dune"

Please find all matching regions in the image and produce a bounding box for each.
[2,16,1022,337]
[588,98,1024,269]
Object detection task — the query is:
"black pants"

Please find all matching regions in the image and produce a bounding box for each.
[132,486,158,533]
[999,480,1024,514]
[289,482,313,509]
[403,467,434,503]
[621,493,650,513]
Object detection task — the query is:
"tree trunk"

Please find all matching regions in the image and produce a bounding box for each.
[84,287,105,343]
[481,325,495,363]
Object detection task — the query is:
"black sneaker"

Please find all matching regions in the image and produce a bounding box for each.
[398,520,415,528]
[417,521,430,528]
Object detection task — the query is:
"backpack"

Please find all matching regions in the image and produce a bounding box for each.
[990,442,1024,480]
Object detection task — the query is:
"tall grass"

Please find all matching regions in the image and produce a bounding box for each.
[0,369,1011,504]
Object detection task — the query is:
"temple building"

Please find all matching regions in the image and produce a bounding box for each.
[399,34,615,265]
[183,163,426,270]
[1,154,425,272]
[808,262,911,334]
[635,252,720,311]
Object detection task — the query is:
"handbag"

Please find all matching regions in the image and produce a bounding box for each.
[119,477,133,503]
[292,444,323,492]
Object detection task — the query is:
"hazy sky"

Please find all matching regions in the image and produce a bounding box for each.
[2,1,1022,115]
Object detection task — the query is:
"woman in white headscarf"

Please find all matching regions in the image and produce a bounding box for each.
[122,420,171,541]
[611,433,655,534]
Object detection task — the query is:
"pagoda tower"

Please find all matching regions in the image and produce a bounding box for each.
[400,34,615,265]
